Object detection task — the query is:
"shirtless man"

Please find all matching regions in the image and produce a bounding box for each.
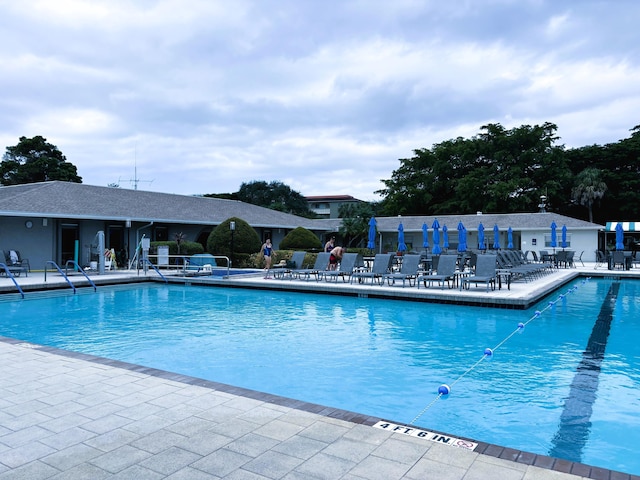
[328,246,344,270]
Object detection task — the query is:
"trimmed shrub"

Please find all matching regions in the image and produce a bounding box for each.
[207,217,261,267]
[279,227,322,251]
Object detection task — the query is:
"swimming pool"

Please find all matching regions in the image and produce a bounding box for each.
[1,278,638,475]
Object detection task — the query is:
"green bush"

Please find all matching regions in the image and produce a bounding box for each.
[279,227,322,250]
[150,241,204,261]
[207,217,261,267]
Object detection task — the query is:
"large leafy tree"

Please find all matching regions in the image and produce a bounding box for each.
[233,180,316,217]
[1,135,82,185]
[378,122,571,216]
[564,126,640,223]
[571,168,607,223]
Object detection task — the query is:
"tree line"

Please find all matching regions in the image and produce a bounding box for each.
[4,123,640,226]
[377,122,640,225]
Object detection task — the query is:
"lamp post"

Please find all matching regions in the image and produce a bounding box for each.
[229,221,236,267]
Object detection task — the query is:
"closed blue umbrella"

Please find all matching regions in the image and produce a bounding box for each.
[616,222,624,250]
[422,223,429,250]
[367,217,377,249]
[443,225,449,250]
[432,219,441,254]
[478,223,486,250]
[397,223,407,253]
[493,224,500,250]
[550,221,557,249]
[561,225,568,249]
[457,222,467,252]
[507,227,514,249]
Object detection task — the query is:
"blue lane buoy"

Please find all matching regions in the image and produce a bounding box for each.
[484,348,493,357]
[438,384,451,395]
[517,322,525,329]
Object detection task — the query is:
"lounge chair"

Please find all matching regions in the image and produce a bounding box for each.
[273,251,307,279]
[293,252,330,281]
[350,253,394,285]
[417,254,457,289]
[382,254,422,287]
[320,253,359,283]
[2,250,30,276]
[462,254,497,292]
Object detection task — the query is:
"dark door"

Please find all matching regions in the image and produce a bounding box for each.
[60,223,79,265]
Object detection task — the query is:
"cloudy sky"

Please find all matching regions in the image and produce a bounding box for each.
[1,1,638,201]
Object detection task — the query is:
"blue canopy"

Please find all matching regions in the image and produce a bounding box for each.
[550,221,557,248]
[442,225,449,249]
[561,225,568,249]
[432,219,442,254]
[367,217,377,249]
[457,222,467,252]
[507,227,514,249]
[397,223,407,253]
[422,223,429,249]
[616,222,625,250]
[493,224,500,250]
[478,223,486,250]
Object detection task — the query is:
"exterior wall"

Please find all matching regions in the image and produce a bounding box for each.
[519,230,596,262]
[0,217,55,271]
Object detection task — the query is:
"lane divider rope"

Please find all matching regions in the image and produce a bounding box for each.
[410,277,591,425]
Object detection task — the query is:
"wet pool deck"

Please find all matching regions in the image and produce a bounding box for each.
[1,264,639,479]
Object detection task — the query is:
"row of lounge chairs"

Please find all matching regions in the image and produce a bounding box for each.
[269,249,560,293]
[269,252,491,291]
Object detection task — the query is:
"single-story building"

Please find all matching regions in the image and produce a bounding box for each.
[0,181,322,270]
[314,212,604,262]
[1,181,605,271]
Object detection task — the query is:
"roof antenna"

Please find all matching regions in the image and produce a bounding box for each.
[123,144,154,190]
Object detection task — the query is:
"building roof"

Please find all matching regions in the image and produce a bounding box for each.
[0,182,603,234]
[0,181,319,229]
[374,212,602,232]
[305,195,362,202]
[302,212,602,235]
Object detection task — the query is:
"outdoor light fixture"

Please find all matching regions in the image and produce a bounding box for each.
[230,221,236,267]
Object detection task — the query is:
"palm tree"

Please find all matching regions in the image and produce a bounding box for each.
[571,168,607,223]
[174,232,186,254]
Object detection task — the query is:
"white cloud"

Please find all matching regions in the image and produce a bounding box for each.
[1,0,639,201]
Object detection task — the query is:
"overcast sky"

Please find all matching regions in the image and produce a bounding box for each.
[1,1,638,201]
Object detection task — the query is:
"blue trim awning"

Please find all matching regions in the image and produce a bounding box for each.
[605,222,638,232]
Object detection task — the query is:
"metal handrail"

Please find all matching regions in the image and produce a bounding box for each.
[64,260,97,292]
[141,258,168,283]
[0,263,25,298]
[44,261,76,293]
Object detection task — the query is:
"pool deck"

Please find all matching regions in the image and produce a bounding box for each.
[1,264,639,479]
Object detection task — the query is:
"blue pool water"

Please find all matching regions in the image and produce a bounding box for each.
[1,278,639,475]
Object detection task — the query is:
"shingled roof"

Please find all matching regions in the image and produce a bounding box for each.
[0,181,319,229]
[312,212,602,234]
[374,212,603,232]
[0,181,603,233]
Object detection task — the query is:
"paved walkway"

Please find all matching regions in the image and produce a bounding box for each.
[1,264,638,479]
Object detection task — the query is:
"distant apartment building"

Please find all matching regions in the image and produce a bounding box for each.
[305,195,364,219]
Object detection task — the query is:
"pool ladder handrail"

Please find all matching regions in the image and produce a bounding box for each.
[0,262,25,298]
[44,261,78,293]
[64,260,97,292]
[141,258,168,283]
